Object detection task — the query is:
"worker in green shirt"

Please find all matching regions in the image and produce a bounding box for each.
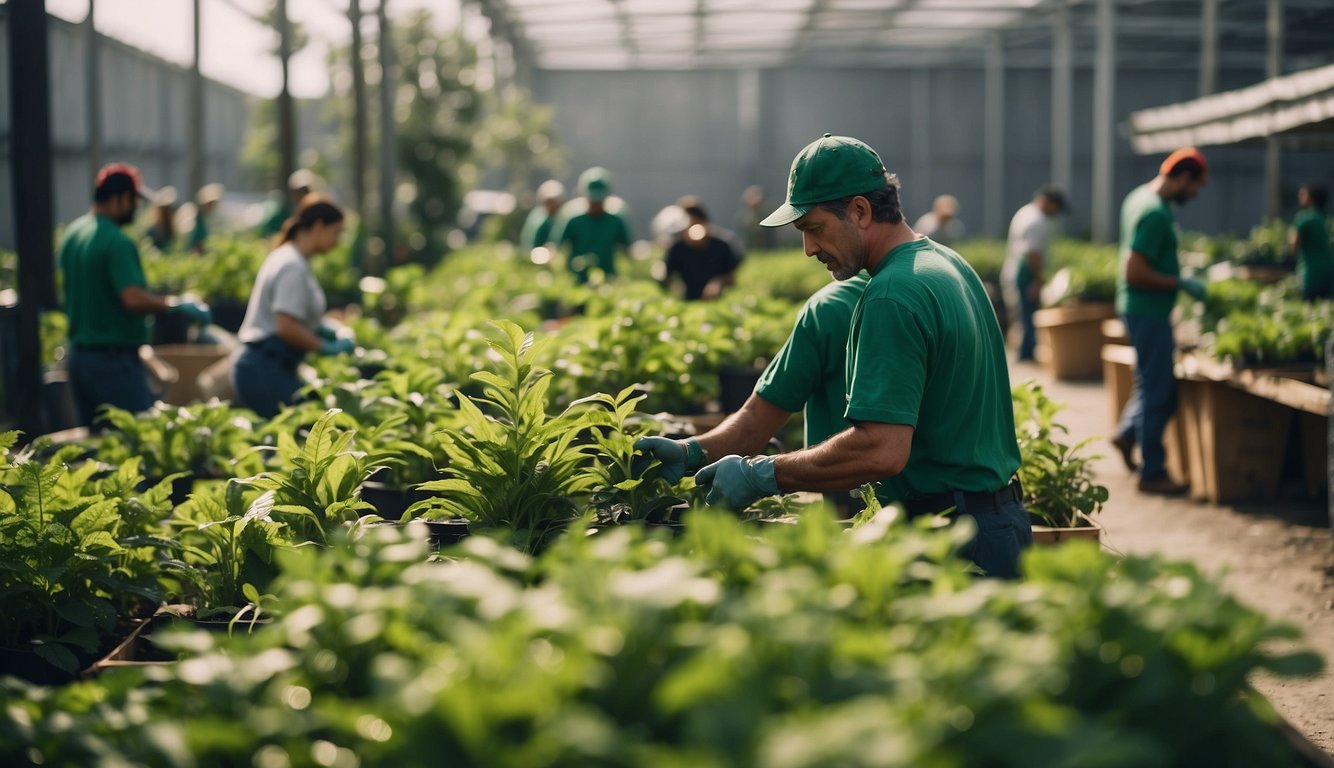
[635,272,869,513]
[188,183,224,253]
[1111,148,1209,496]
[519,179,565,250]
[551,167,632,283]
[60,163,212,427]
[258,169,317,237]
[1290,184,1331,300]
[645,135,1029,579]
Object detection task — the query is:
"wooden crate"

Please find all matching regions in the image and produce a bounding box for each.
[1101,344,1135,429]
[1298,411,1328,499]
[1034,303,1117,381]
[1176,378,1294,503]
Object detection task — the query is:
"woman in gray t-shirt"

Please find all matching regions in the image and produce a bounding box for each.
[231,195,353,417]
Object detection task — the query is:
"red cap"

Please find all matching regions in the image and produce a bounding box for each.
[1159,147,1208,180]
[95,162,155,199]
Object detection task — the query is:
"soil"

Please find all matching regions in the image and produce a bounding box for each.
[1011,358,1334,754]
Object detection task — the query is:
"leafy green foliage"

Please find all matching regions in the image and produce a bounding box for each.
[96,401,260,481]
[414,322,601,552]
[166,479,286,613]
[0,434,187,672]
[242,409,375,544]
[1013,381,1108,528]
[2,513,1319,766]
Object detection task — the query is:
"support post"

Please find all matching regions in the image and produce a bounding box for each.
[349,0,367,222]
[276,0,296,192]
[7,0,56,437]
[85,0,101,175]
[377,0,395,272]
[1091,0,1116,242]
[188,0,204,200]
[1199,0,1218,96]
[1264,0,1283,221]
[909,67,931,207]
[1051,0,1072,194]
[984,32,1004,237]
[737,68,761,192]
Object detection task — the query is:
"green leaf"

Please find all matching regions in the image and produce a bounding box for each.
[33,641,80,673]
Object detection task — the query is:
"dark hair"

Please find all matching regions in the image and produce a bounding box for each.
[1302,184,1328,210]
[676,195,710,222]
[1165,158,1206,181]
[816,173,904,225]
[279,194,345,244]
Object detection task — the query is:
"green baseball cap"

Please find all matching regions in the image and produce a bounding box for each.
[761,134,889,227]
[579,166,612,202]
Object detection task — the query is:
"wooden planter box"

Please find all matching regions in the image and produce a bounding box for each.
[1031,524,1102,545]
[151,344,231,405]
[1102,344,1135,430]
[1176,378,1294,503]
[1034,303,1117,381]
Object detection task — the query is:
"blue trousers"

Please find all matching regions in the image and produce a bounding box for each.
[67,345,154,427]
[959,496,1034,580]
[232,337,304,418]
[1016,283,1038,361]
[1116,315,1177,481]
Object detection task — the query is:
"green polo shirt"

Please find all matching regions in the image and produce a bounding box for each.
[756,273,868,447]
[520,206,557,249]
[60,213,150,347]
[1115,183,1179,318]
[845,237,1020,502]
[1294,208,1332,293]
[554,210,631,282]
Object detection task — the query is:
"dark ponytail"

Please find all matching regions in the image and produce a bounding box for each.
[278,194,345,246]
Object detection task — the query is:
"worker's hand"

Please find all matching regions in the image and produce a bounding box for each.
[694,454,779,509]
[1179,276,1208,302]
[317,322,339,341]
[169,298,212,327]
[632,436,705,484]
[320,337,356,356]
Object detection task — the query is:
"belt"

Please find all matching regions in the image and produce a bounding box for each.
[72,343,141,354]
[904,478,1023,520]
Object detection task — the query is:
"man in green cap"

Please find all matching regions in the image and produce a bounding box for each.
[61,163,212,427]
[667,134,1029,578]
[634,270,869,512]
[551,166,632,283]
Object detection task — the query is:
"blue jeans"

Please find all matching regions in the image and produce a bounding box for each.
[1016,282,1038,361]
[1116,315,1177,481]
[67,345,154,427]
[231,337,305,418]
[959,496,1034,580]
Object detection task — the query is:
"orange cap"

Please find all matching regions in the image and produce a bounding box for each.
[1159,147,1208,180]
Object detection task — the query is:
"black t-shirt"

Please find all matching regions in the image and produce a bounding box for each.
[665,235,743,300]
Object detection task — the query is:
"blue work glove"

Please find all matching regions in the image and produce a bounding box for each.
[317,322,339,341]
[632,436,706,484]
[320,337,356,356]
[1179,276,1208,302]
[169,299,211,327]
[694,454,780,509]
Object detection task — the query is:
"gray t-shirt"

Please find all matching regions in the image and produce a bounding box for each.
[238,242,327,343]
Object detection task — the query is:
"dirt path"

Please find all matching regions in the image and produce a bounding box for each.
[1010,359,1334,754]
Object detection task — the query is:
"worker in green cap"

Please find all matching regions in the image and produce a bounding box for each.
[640,134,1029,579]
[634,271,869,514]
[520,179,566,250]
[551,166,632,283]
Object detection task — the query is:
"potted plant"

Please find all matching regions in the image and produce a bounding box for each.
[1012,381,1108,544]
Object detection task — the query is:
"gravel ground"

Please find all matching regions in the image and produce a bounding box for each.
[1010,358,1334,755]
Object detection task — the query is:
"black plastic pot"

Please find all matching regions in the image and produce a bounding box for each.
[208,297,248,333]
[361,480,413,521]
[718,365,763,413]
[136,475,196,507]
[151,311,192,345]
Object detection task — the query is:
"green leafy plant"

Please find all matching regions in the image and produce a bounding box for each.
[580,385,687,524]
[242,409,375,544]
[96,401,260,481]
[167,479,287,614]
[1012,380,1109,528]
[413,321,601,552]
[0,434,183,674]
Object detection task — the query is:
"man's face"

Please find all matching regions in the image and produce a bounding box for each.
[795,203,864,281]
[111,192,139,226]
[1167,175,1206,204]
